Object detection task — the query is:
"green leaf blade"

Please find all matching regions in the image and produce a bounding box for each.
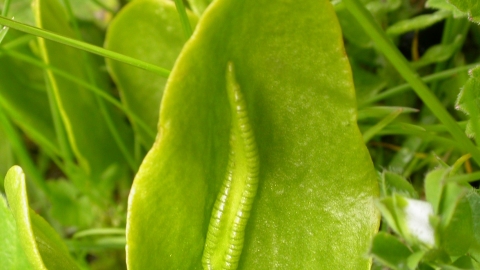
[4,166,80,270]
[34,0,133,177]
[105,0,198,148]
[127,0,379,269]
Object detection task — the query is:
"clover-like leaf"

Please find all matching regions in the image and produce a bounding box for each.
[371,232,412,270]
[456,66,480,141]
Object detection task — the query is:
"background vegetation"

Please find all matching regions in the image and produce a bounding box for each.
[0,0,480,269]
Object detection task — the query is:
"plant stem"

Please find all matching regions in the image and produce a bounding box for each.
[0,16,170,77]
[343,0,480,165]
[173,0,193,39]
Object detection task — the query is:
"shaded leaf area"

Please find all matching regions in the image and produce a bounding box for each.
[0,29,58,156]
[34,0,133,179]
[373,166,480,269]
[127,0,379,269]
[3,166,80,269]
[105,0,198,148]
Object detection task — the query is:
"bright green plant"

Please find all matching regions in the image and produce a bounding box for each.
[1,0,480,269]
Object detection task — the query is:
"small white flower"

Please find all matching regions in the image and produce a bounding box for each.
[404,198,435,246]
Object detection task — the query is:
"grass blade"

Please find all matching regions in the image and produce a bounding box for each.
[343,0,480,166]
[0,16,170,77]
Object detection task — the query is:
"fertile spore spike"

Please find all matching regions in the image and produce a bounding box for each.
[202,62,260,269]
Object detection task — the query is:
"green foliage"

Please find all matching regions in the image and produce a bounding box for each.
[373,165,480,269]
[1,0,480,268]
[127,0,378,268]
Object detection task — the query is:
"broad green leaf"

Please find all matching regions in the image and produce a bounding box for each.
[187,0,212,15]
[456,66,480,141]
[127,0,379,268]
[4,166,80,270]
[380,171,418,198]
[0,194,33,269]
[34,0,133,178]
[386,10,451,36]
[105,0,197,148]
[370,232,412,270]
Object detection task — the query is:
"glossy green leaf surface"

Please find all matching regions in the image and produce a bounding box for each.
[105,0,197,147]
[34,0,132,177]
[127,0,379,268]
[0,194,33,270]
[4,166,80,270]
